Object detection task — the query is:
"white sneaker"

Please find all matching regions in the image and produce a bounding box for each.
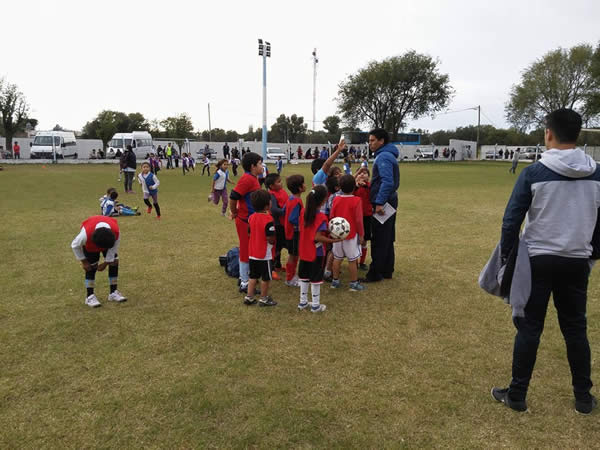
[108,290,127,302]
[85,294,101,308]
[311,304,327,313]
[285,279,299,287]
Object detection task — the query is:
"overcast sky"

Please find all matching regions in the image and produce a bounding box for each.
[2,0,599,135]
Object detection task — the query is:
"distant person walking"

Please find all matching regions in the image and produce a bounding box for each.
[509,148,520,174]
[223,143,230,159]
[450,148,456,161]
[120,145,137,193]
[13,141,20,159]
[166,143,173,169]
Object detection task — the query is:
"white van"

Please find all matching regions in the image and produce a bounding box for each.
[108,131,153,159]
[30,131,78,159]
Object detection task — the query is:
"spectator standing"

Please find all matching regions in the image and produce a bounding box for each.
[363,128,399,283]
[450,148,456,161]
[13,141,20,159]
[166,143,173,169]
[491,108,598,415]
[120,145,137,193]
[320,146,329,160]
[223,142,230,159]
[509,148,520,174]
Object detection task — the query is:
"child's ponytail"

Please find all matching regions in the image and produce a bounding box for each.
[304,185,328,226]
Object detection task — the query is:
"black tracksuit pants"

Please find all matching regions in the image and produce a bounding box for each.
[366,212,396,281]
[509,255,593,402]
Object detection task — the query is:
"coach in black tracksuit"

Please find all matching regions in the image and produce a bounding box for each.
[364,128,400,283]
[492,109,599,415]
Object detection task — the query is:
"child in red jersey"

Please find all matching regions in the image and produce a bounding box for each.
[230,152,263,293]
[354,167,372,271]
[298,185,343,312]
[265,173,288,278]
[245,190,277,307]
[330,174,366,291]
[283,174,306,287]
[71,215,127,308]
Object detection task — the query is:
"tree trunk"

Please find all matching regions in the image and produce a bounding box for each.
[5,134,13,154]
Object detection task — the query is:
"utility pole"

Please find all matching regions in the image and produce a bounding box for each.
[258,39,271,160]
[208,103,212,142]
[476,105,481,158]
[312,48,318,142]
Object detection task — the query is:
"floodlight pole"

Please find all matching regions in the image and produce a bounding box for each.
[476,105,481,158]
[312,48,318,139]
[208,103,212,142]
[258,39,270,161]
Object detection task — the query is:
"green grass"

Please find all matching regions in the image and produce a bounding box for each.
[1,161,599,448]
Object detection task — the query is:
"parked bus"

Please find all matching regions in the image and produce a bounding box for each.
[30,131,78,159]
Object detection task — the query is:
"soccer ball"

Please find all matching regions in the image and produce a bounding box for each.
[329,217,350,240]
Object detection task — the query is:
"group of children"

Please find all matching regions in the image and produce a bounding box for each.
[230,149,372,312]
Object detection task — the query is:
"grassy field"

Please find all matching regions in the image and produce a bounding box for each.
[1,161,598,448]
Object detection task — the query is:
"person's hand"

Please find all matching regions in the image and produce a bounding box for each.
[81,260,93,272]
[332,238,345,243]
[230,211,237,220]
[337,139,346,152]
[97,262,108,272]
[360,237,365,246]
[375,204,385,215]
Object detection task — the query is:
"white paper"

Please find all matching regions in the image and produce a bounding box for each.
[373,202,396,224]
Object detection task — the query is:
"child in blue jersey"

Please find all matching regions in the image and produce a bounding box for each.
[360,154,369,169]
[211,159,234,216]
[343,157,352,175]
[99,188,139,216]
[137,162,161,219]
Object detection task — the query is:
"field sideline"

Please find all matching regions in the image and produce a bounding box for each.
[1,161,598,448]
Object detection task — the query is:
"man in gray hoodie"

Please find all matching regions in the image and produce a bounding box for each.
[491,109,599,415]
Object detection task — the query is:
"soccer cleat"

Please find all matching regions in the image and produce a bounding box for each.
[323,272,333,282]
[156,216,161,220]
[85,294,101,308]
[243,295,257,305]
[331,279,341,289]
[311,304,327,313]
[297,302,311,311]
[575,395,597,415]
[108,290,127,302]
[285,279,299,287]
[239,282,248,293]
[349,281,366,291]
[147,206,152,214]
[259,296,277,307]
[491,387,528,412]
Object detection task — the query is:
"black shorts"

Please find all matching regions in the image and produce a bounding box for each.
[363,216,372,241]
[83,249,118,266]
[275,224,286,251]
[249,259,273,282]
[286,231,300,257]
[298,256,325,283]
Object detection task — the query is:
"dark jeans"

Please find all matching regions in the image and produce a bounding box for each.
[366,212,396,281]
[123,171,134,192]
[509,255,593,402]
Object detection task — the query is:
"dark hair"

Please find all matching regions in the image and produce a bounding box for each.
[91,227,116,249]
[106,187,116,195]
[326,175,340,194]
[216,158,227,169]
[110,191,118,200]
[311,158,325,174]
[126,145,132,151]
[329,166,342,178]
[304,185,328,226]
[265,173,280,189]
[545,108,582,144]
[369,128,389,145]
[286,174,305,194]
[242,152,262,172]
[339,174,355,194]
[250,189,271,212]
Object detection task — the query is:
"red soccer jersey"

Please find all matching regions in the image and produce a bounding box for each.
[354,183,373,217]
[82,215,120,252]
[269,188,289,226]
[299,212,328,262]
[330,195,364,240]
[284,195,304,240]
[231,173,260,220]
[248,212,276,260]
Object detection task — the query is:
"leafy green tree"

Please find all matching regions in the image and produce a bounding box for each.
[506,43,600,130]
[337,51,452,140]
[82,110,127,149]
[270,114,308,142]
[160,114,195,151]
[322,115,341,138]
[0,77,31,152]
[127,112,150,131]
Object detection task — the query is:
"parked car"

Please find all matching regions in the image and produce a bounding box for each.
[519,147,543,161]
[415,148,433,160]
[266,147,286,160]
[197,147,218,159]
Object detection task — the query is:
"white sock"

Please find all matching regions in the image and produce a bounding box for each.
[311,283,321,307]
[239,261,249,284]
[299,281,309,304]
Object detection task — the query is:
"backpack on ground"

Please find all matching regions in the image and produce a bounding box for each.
[223,247,239,278]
